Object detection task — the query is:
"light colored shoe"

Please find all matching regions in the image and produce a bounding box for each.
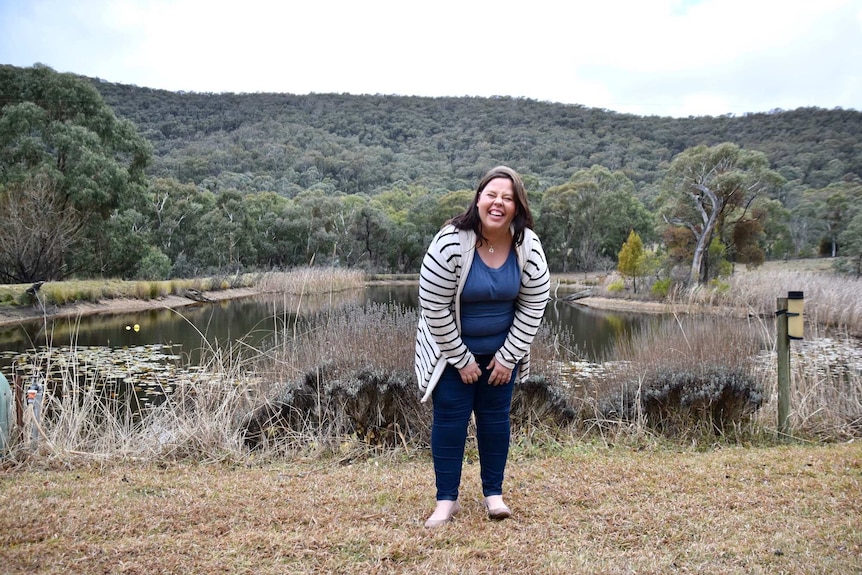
[424,500,461,528]
[482,497,512,520]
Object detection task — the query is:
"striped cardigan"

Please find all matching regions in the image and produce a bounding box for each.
[414,224,551,402]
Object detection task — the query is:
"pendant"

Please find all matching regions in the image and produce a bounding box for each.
[488,246,495,253]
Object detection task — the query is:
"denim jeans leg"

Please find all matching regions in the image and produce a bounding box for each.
[474,363,515,497]
[431,365,475,500]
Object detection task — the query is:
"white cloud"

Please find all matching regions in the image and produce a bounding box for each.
[1,0,860,116]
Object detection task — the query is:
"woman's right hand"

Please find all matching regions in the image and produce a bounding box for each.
[458,361,482,384]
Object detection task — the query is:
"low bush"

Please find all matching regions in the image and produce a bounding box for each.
[651,277,672,298]
[597,365,763,435]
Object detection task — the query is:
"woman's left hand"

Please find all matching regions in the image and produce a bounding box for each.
[486,357,513,386]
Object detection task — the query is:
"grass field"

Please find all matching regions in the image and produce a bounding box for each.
[2,442,860,574]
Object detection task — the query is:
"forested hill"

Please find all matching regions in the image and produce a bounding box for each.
[91,78,862,205]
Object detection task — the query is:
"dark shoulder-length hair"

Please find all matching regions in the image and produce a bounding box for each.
[448,166,534,247]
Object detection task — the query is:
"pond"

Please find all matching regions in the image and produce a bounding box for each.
[0,284,651,365]
[0,284,656,410]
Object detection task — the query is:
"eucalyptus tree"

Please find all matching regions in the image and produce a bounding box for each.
[0,64,152,280]
[243,191,292,268]
[659,143,784,284]
[537,179,581,272]
[191,189,258,272]
[794,181,862,257]
[538,166,652,272]
[839,212,862,277]
[147,178,212,268]
[351,203,393,270]
[290,190,356,266]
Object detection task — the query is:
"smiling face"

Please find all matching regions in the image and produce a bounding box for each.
[477,176,517,237]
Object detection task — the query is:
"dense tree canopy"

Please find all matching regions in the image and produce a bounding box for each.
[1,64,861,284]
[537,166,653,272]
[0,64,152,281]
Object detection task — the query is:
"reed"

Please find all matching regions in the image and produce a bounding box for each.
[244,301,428,454]
[752,323,862,440]
[7,339,270,465]
[5,268,860,466]
[669,269,862,335]
[0,273,268,308]
[257,267,366,295]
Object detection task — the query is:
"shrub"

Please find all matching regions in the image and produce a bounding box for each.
[708,278,730,295]
[587,316,766,437]
[600,366,763,435]
[651,278,672,299]
[607,280,625,293]
[136,247,172,281]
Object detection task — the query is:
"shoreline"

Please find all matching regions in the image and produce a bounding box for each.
[0,287,261,327]
[0,287,743,328]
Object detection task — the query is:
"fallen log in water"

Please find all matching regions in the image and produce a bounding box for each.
[184,288,214,303]
[557,288,593,302]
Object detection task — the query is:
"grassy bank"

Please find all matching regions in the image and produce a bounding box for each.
[0,267,366,309]
[2,443,860,574]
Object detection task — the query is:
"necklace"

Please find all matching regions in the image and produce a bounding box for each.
[488,244,495,254]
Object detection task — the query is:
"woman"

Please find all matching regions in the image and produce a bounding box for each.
[415,166,550,528]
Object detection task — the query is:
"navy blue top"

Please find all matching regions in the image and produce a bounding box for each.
[460,249,520,355]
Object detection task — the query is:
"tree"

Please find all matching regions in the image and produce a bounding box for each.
[0,174,82,282]
[796,181,862,257]
[537,183,580,272]
[659,143,783,284]
[0,64,152,279]
[839,212,862,277]
[617,230,644,293]
[539,166,653,272]
[352,204,393,271]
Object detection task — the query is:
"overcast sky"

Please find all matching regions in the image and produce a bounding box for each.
[2,0,861,118]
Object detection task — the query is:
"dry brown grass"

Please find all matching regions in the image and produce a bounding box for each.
[257,267,366,295]
[1,442,859,574]
[0,276,262,308]
[724,270,861,334]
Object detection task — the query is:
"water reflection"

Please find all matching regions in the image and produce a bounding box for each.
[361,284,651,359]
[0,285,651,367]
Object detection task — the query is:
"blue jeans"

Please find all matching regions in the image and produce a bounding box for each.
[431,354,516,501]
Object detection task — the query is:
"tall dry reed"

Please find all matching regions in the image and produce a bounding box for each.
[679,270,861,335]
[573,315,768,439]
[753,324,862,440]
[7,265,860,466]
[257,267,365,295]
[8,341,269,465]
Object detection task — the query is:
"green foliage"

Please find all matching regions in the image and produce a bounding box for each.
[3,64,862,280]
[607,280,625,292]
[708,279,731,295]
[538,166,652,272]
[707,236,733,279]
[651,278,672,298]
[659,143,784,284]
[92,77,862,200]
[794,181,862,258]
[136,246,172,281]
[838,211,862,277]
[617,230,645,292]
[0,65,153,281]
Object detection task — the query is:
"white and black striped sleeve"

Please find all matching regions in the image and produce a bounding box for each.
[418,229,474,370]
[495,237,551,370]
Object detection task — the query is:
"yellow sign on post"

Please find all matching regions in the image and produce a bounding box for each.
[787,291,804,340]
